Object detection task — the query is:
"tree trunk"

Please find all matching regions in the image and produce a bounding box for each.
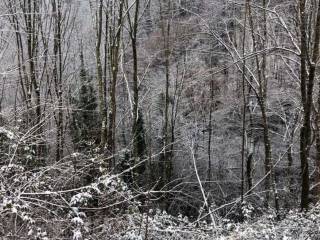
[107,1,124,167]
[299,0,320,210]
[247,0,279,215]
[95,0,107,150]
[52,0,64,162]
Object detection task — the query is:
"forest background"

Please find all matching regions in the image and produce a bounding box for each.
[1,0,320,239]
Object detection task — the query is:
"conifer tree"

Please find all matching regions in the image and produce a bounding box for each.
[70,50,98,151]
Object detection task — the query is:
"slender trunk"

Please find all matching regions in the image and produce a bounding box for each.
[316,75,320,198]
[240,0,248,203]
[162,1,172,184]
[246,85,255,194]
[287,141,294,193]
[95,0,107,149]
[316,123,320,198]
[247,0,279,215]
[260,98,279,215]
[131,0,141,159]
[246,151,253,192]
[107,1,124,167]
[207,80,213,186]
[53,0,63,162]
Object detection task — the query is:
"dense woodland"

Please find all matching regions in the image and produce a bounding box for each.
[1,0,320,239]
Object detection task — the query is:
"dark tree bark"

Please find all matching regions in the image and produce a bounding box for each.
[247,0,279,216]
[158,0,173,186]
[52,0,64,162]
[95,0,107,150]
[299,0,320,210]
[107,1,124,167]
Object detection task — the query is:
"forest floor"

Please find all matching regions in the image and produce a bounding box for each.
[109,203,320,239]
